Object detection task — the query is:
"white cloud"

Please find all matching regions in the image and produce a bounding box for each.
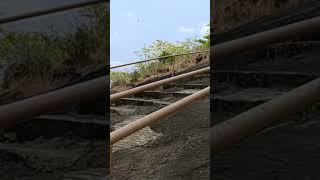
[127,11,134,17]
[200,23,209,36]
[113,31,119,37]
[178,26,195,33]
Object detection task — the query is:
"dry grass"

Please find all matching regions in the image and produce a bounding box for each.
[110,51,209,93]
[8,77,64,97]
[173,51,209,71]
[111,85,129,94]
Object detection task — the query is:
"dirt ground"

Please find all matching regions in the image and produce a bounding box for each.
[212,112,320,180]
[0,136,107,179]
[111,99,210,179]
[0,64,108,179]
[212,35,320,179]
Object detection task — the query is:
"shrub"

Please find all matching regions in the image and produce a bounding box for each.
[110,71,132,87]
[0,4,109,91]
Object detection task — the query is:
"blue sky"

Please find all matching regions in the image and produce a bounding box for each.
[110,0,209,68]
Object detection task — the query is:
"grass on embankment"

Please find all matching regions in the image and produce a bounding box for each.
[0,4,108,101]
[110,35,210,93]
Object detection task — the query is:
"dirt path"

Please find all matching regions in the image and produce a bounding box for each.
[0,137,107,179]
[111,99,210,179]
[212,35,320,178]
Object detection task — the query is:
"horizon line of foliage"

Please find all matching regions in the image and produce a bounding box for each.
[0,4,109,82]
[111,24,210,87]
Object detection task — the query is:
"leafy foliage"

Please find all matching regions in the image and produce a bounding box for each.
[111,25,210,90]
[0,31,66,75]
[110,71,132,87]
[135,38,201,60]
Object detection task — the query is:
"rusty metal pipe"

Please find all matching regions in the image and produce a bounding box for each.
[212,16,320,60]
[111,87,210,144]
[0,76,107,128]
[211,77,320,153]
[111,50,209,69]
[110,67,210,103]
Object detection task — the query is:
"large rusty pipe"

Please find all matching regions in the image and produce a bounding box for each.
[110,67,210,103]
[212,16,320,60]
[111,87,210,144]
[211,77,320,153]
[0,76,107,128]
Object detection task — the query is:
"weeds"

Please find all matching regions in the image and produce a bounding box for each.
[110,71,132,87]
[0,5,109,95]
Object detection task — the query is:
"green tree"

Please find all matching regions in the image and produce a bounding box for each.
[135,38,201,60]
